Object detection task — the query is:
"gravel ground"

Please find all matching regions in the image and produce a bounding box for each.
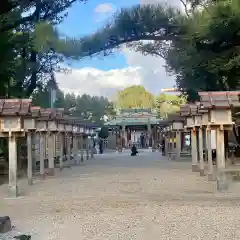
[1,151,240,240]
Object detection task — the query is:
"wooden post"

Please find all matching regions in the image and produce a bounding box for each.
[8,134,18,198]
[27,132,33,185]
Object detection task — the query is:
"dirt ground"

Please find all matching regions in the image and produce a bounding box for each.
[1,151,240,240]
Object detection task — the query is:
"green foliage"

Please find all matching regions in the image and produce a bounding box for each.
[0,0,88,98]
[115,85,155,109]
[32,88,113,125]
[155,93,186,119]
[67,1,240,101]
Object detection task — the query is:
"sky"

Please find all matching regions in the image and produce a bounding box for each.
[56,0,182,98]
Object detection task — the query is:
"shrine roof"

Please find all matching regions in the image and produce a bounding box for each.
[104,108,163,126]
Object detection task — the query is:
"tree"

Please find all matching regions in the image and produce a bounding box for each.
[0,0,88,98]
[0,0,85,33]
[115,85,155,109]
[155,93,186,119]
[65,1,240,100]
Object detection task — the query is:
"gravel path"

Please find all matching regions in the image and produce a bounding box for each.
[1,152,240,240]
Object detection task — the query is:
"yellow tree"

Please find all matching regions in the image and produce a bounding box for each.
[115,85,155,109]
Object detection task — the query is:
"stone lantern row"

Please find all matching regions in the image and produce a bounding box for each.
[0,99,97,198]
[162,91,240,190]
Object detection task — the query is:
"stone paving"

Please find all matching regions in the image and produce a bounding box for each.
[1,151,240,239]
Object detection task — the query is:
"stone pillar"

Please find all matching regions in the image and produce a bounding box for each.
[86,137,89,160]
[206,127,214,181]
[191,128,199,172]
[67,133,71,167]
[147,122,152,148]
[216,127,227,191]
[39,132,45,179]
[72,135,77,165]
[121,125,126,148]
[27,132,33,185]
[32,132,38,174]
[152,126,157,152]
[8,134,18,198]
[175,131,181,159]
[164,135,168,157]
[90,137,94,158]
[47,132,55,176]
[80,135,84,162]
[198,127,205,176]
[216,128,226,169]
[59,132,64,169]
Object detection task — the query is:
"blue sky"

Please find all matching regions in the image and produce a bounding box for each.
[56,0,176,97]
[58,0,139,70]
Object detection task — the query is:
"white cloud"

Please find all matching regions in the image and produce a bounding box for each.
[120,0,183,94]
[56,0,184,98]
[94,3,115,14]
[56,67,143,98]
[93,3,115,22]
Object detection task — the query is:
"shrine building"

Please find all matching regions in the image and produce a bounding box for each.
[104,109,165,149]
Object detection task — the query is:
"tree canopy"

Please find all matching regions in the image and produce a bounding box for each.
[32,88,114,125]
[155,93,186,119]
[67,0,240,100]
[0,0,87,98]
[115,85,155,109]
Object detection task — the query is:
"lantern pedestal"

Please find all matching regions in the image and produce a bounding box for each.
[8,134,19,198]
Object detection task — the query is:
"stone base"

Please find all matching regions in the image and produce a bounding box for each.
[28,178,33,185]
[0,216,11,233]
[217,172,228,191]
[192,164,199,172]
[48,168,54,176]
[199,169,205,176]
[207,173,215,181]
[40,174,45,180]
[8,185,19,198]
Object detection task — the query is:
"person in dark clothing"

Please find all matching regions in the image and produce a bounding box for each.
[131,144,138,156]
[140,133,144,148]
[99,139,103,154]
[161,139,165,156]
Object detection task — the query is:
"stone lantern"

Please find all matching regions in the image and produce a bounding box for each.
[24,106,41,185]
[64,116,73,167]
[0,99,32,197]
[199,91,235,189]
[171,117,184,159]
[36,109,51,179]
[58,117,66,169]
